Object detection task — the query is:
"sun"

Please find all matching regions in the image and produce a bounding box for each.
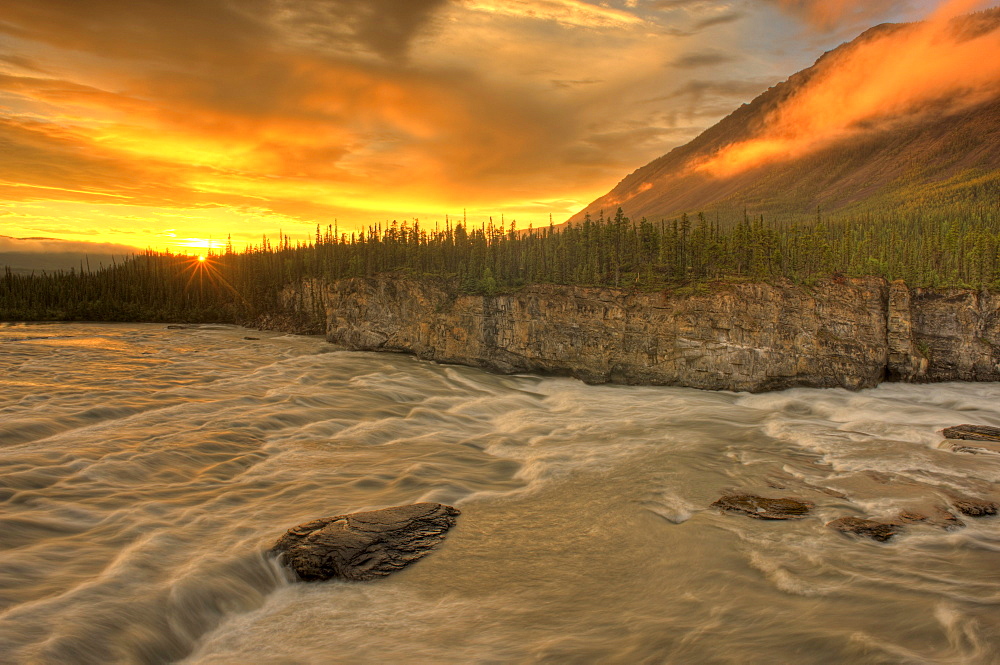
[197,255,206,262]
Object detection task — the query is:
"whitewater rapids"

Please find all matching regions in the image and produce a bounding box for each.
[0,322,998,664]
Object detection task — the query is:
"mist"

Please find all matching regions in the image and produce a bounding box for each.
[0,236,140,273]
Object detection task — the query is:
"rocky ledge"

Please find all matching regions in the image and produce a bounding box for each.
[940,424,1000,455]
[272,503,460,581]
[943,424,1000,442]
[279,276,1000,393]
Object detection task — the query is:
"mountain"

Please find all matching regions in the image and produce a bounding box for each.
[0,236,138,274]
[569,12,1000,225]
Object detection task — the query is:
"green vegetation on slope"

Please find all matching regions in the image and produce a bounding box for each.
[2,207,999,324]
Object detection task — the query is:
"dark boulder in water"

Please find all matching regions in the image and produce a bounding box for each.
[711,495,813,520]
[827,516,899,542]
[942,424,1000,442]
[953,498,999,517]
[272,503,460,582]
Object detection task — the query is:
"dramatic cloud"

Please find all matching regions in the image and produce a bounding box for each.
[691,12,746,29]
[459,0,645,27]
[766,0,911,29]
[0,0,952,250]
[273,0,449,61]
[670,50,738,68]
[697,0,1000,176]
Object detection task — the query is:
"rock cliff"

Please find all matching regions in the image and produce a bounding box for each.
[279,277,1000,392]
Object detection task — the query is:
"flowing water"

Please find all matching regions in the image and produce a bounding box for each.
[1,322,999,665]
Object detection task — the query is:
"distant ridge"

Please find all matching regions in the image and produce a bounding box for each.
[0,236,137,274]
[570,11,1000,224]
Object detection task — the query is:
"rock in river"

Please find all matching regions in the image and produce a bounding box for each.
[272,503,460,582]
[940,425,1000,455]
[953,498,999,517]
[711,494,813,520]
[896,508,964,530]
[942,424,1000,442]
[940,439,1000,455]
[827,517,900,542]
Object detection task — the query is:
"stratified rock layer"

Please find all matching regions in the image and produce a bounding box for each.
[276,276,1000,393]
[942,438,1000,454]
[941,425,1000,454]
[943,425,1000,442]
[272,503,460,582]
[711,495,813,520]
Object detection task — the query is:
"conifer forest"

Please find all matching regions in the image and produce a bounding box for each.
[2,206,999,324]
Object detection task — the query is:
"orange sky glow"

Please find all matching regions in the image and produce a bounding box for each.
[0,0,956,254]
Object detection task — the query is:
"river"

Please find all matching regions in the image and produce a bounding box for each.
[1,322,998,664]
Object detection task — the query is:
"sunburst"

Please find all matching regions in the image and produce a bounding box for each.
[177,253,249,306]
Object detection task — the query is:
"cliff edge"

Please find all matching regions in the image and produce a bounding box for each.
[280,277,999,392]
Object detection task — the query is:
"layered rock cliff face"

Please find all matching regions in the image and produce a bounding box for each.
[281,277,1000,392]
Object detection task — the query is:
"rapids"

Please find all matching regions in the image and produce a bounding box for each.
[0,322,998,664]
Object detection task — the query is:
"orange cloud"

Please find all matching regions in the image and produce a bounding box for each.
[770,0,908,29]
[460,0,645,27]
[698,2,1000,177]
[3,0,848,247]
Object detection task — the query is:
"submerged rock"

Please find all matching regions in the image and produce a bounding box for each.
[942,425,1000,442]
[896,508,965,530]
[940,439,1000,455]
[827,517,900,542]
[953,498,999,517]
[272,503,460,582]
[711,495,813,520]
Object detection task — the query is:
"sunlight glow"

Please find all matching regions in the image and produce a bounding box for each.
[174,237,218,250]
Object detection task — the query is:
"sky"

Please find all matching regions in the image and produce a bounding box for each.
[0,0,949,253]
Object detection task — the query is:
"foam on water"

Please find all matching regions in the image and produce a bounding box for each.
[0,323,998,664]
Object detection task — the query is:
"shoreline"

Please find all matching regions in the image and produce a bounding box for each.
[5,274,999,394]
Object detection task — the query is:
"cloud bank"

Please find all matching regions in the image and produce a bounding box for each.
[0,0,947,248]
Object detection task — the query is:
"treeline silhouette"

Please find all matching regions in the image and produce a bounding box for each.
[2,207,998,323]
